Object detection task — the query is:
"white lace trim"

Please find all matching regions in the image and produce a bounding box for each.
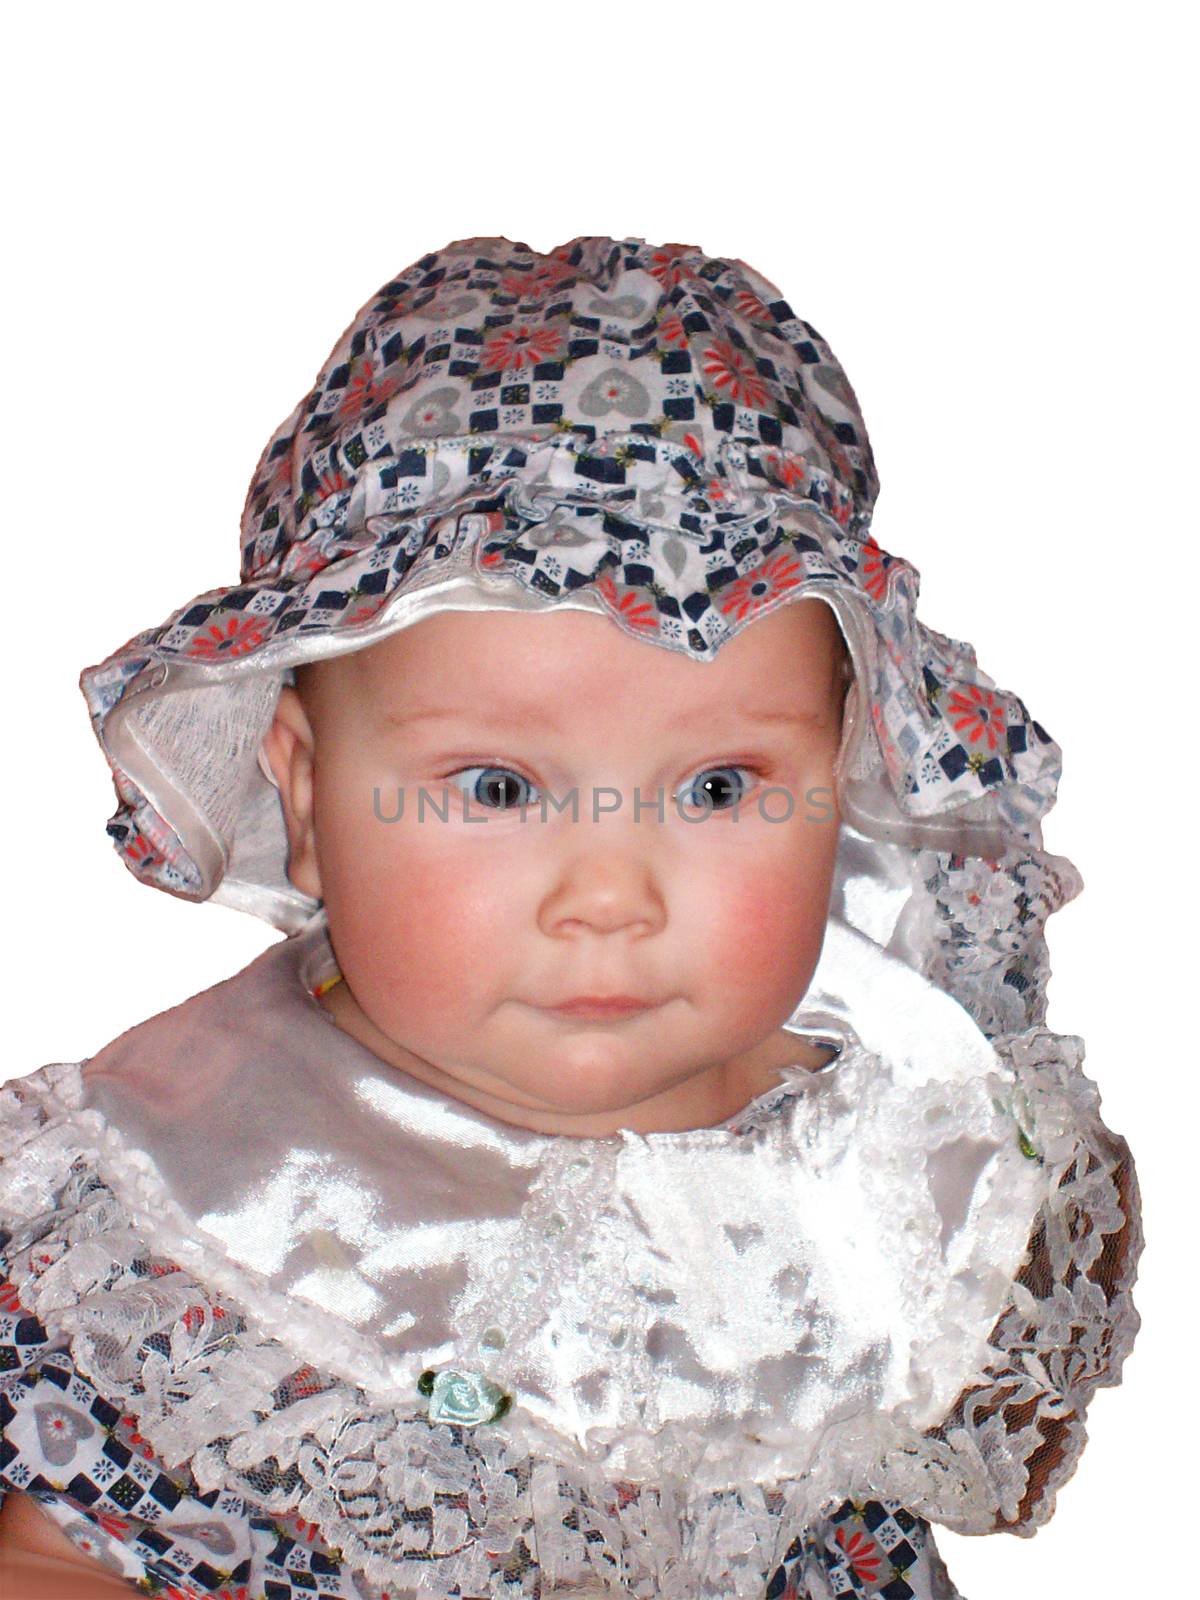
[906,846,1084,1039]
[0,1035,1141,1597]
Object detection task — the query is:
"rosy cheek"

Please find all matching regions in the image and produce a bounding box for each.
[707,853,833,999]
[322,817,525,1027]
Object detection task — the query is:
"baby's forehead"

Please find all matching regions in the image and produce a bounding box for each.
[315,599,846,728]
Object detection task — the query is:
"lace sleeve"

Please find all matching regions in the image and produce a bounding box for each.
[908,845,1084,1041]
[918,1029,1142,1535]
[1,1274,414,1598]
[755,1025,1140,1599]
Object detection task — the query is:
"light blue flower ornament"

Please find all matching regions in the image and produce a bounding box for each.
[417,1367,513,1426]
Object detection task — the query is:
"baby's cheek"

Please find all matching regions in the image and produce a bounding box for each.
[719,880,816,981]
[323,822,523,1030]
[705,849,833,1001]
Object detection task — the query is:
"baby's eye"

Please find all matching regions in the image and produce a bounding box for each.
[676,765,756,813]
[447,766,539,811]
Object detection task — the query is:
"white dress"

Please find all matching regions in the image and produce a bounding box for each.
[0,857,1140,1599]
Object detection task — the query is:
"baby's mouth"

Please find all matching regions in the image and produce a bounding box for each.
[542,995,655,1022]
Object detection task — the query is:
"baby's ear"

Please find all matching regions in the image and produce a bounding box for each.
[260,685,322,900]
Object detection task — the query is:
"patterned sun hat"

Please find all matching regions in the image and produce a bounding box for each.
[79,235,1063,932]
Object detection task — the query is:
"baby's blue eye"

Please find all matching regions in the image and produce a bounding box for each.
[677,766,755,812]
[448,766,538,811]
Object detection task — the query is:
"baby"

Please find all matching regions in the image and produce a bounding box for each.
[0,236,1140,1600]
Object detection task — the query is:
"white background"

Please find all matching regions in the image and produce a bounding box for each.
[3,4,1193,1593]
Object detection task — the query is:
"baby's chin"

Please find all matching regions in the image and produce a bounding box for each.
[320,982,771,1134]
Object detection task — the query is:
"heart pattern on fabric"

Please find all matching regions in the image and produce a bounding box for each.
[34,1400,94,1466]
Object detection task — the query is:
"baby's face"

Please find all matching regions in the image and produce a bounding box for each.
[264,598,846,1136]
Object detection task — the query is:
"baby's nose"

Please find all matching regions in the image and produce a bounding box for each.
[539,844,667,938]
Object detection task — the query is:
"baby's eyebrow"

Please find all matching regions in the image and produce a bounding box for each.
[379,704,826,732]
[671,706,827,728]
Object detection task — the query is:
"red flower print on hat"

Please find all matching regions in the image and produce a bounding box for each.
[347,597,388,625]
[337,356,400,422]
[764,450,810,490]
[501,260,575,300]
[861,534,892,601]
[733,286,772,323]
[262,442,295,500]
[187,616,269,659]
[482,323,564,371]
[596,572,659,631]
[657,313,689,350]
[647,244,700,287]
[315,467,351,501]
[947,684,1007,752]
[126,832,164,870]
[701,339,770,409]
[717,550,805,621]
